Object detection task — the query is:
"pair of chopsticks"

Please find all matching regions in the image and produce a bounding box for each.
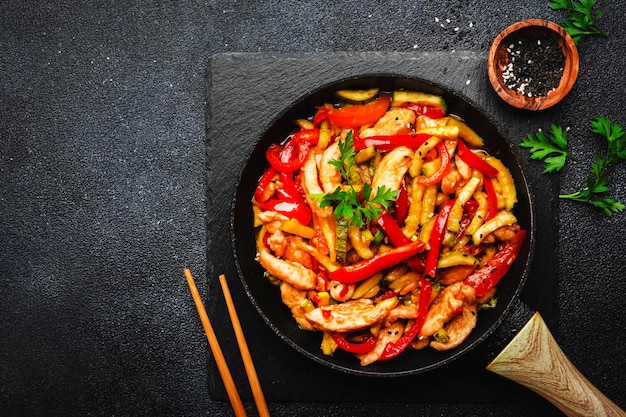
[184,269,270,417]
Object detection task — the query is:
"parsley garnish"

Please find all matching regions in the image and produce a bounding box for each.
[522,117,626,217]
[559,117,626,217]
[548,0,608,44]
[312,132,398,227]
[520,124,575,173]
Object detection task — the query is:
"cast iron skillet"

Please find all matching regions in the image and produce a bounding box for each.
[231,74,535,377]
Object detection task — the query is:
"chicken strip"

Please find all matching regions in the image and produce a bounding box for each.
[257,246,316,290]
[360,108,416,137]
[301,150,337,261]
[280,282,317,331]
[357,322,404,366]
[430,303,477,351]
[318,142,342,193]
[371,146,413,197]
[305,299,388,332]
[419,282,476,338]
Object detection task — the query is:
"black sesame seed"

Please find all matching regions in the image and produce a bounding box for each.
[501,34,564,97]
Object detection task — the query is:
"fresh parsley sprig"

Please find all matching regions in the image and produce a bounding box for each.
[559,117,626,216]
[312,132,398,227]
[591,116,626,165]
[522,117,626,217]
[548,0,608,44]
[520,124,575,173]
[327,136,357,184]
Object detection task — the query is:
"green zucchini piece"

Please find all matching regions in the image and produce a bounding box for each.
[355,146,377,165]
[433,328,450,343]
[335,88,380,103]
[436,250,478,269]
[335,218,349,265]
[393,90,447,112]
[445,117,484,146]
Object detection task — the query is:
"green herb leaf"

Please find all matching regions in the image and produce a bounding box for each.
[592,199,625,217]
[591,117,626,164]
[312,131,398,227]
[548,0,608,44]
[520,124,574,173]
[557,117,626,217]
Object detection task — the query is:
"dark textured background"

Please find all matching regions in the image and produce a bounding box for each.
[1,1,625,416]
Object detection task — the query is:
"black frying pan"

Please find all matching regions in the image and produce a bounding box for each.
[231,74,535,377]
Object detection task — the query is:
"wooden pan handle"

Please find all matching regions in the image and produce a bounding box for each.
[487,312,625,417]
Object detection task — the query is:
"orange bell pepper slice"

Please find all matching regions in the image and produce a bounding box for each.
[325,93,391,128]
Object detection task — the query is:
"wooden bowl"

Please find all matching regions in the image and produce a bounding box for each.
[487,19,579,111]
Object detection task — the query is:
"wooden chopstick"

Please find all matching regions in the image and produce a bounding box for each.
[183,269,247,417]
[218,274,270,417]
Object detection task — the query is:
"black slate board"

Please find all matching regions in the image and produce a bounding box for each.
[205,52,559,404]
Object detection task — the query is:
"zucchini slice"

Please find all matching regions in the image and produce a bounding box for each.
[436,251,479,269]
[393,90,447,112]
[335,218,349,265]
[335,88,380,103]
[444,117,484,146]
[416,125,460,140]
[355,145,377,165]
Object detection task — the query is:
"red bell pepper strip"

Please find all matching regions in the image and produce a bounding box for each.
[276,172,301,201]
[483,176,499,222]
[262,232,272,250]
[456,139,499,177]
[376,212,411,246]
[325,93,391,128]
[424,198,457,278]
[395,179,409,225]
[275,171,312,222]
[402,102,447,119]
[378,289,397,301]
[266,137,311,173]
[331,332,378,354]
[353,133,431,153]
[464,229,527,297]
[292,128,320,145]
[407,255,425,273]
[376,213,425,273]
[313,108,329,126]
[260,198,312,225]
[293,172,307,199]
[311,258,322,275]
[455,199,479,240]
[459,243,485,257]
[416,141,451,186]
[328,240,425,284]
[254,166,277,203]
[379,277,432,360]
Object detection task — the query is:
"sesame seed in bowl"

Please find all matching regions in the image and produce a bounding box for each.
[487,19,579,111]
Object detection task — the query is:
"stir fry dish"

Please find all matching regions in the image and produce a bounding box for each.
[252,88,526,365]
